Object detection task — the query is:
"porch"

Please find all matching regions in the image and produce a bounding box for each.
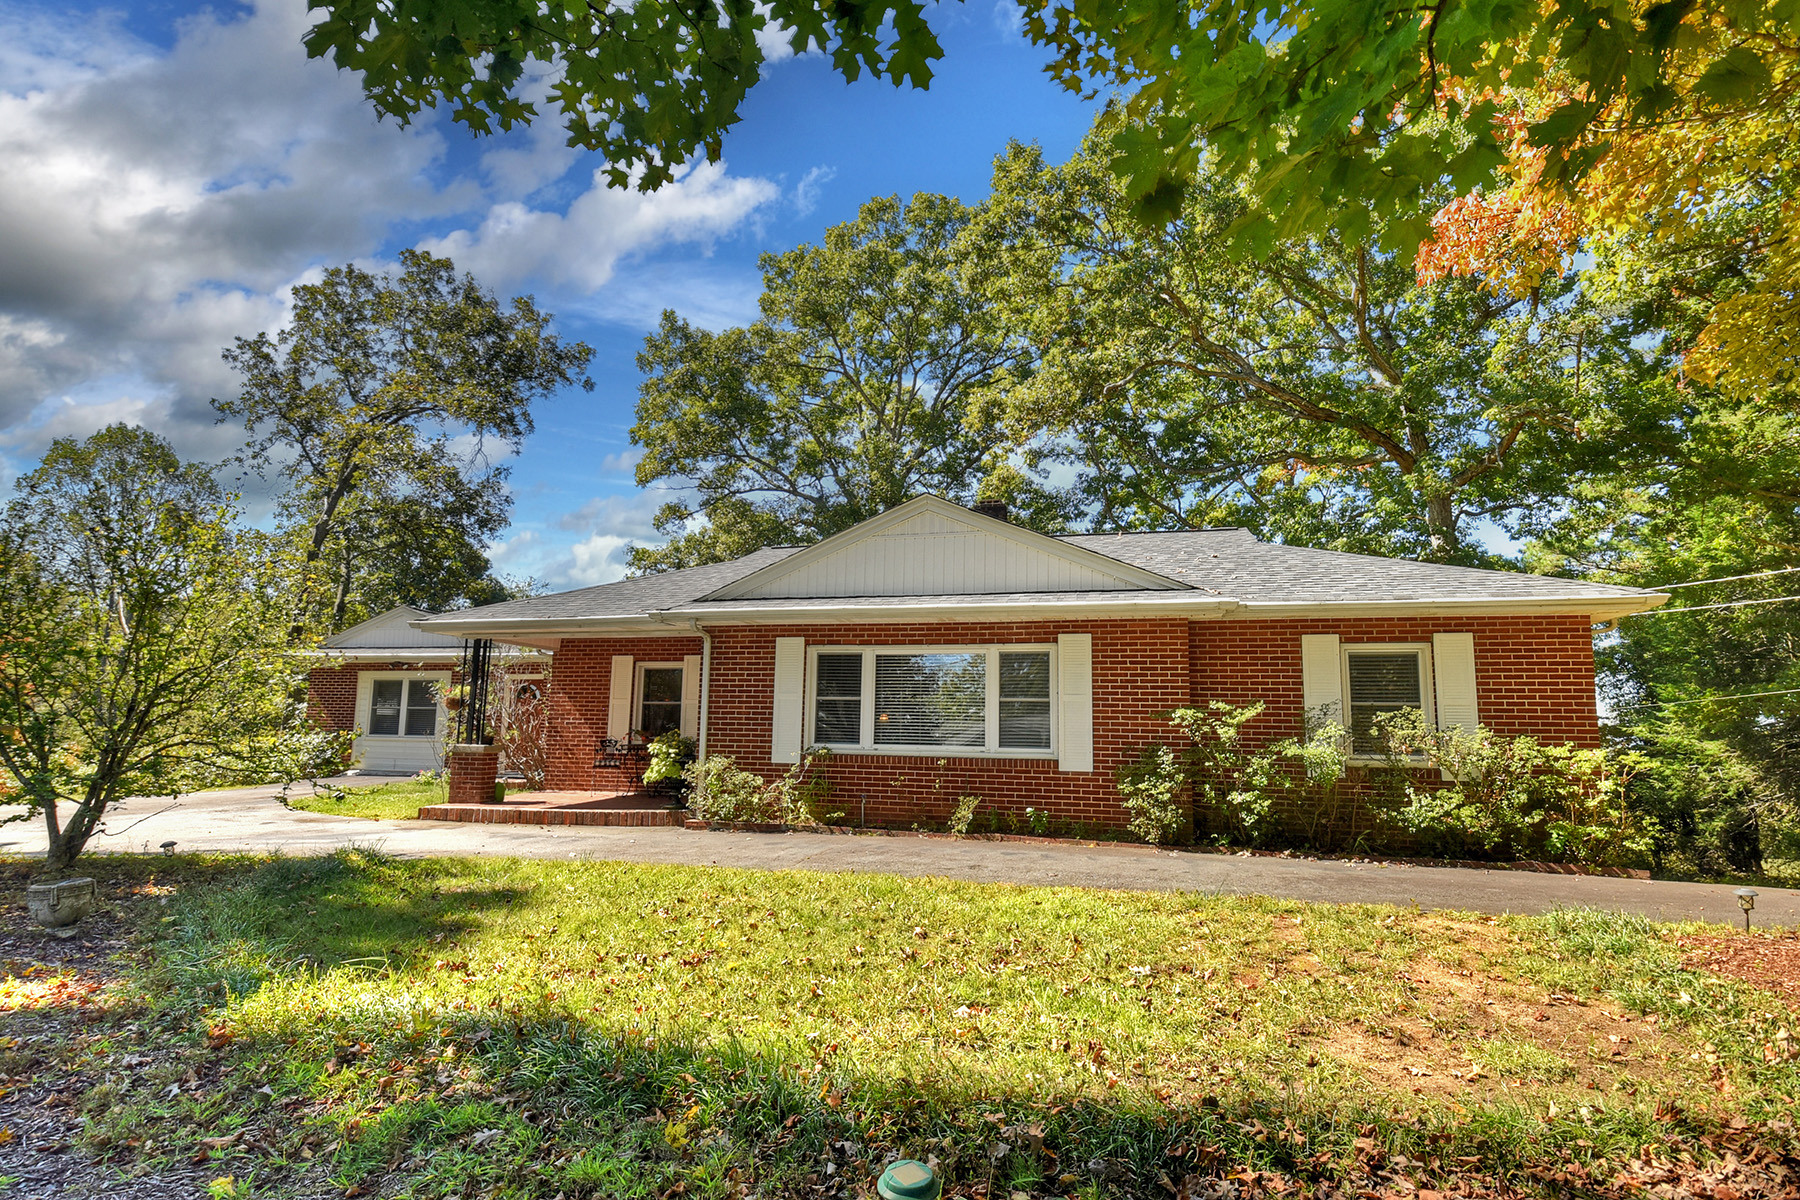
[416,789,683,827]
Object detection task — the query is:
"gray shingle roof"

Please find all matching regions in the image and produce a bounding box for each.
[1059,529,1651,604]
[416,526,1658,632]
[415,547,802,625]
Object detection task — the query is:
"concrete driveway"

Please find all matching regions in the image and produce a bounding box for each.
[4,778,1795,928]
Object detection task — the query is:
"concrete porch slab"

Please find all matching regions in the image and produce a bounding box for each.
[417,790,684,828]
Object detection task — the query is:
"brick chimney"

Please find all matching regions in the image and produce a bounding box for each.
[970,500,1010,523]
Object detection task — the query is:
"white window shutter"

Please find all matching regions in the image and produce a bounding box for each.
[1300,634,1344,732]
[607,654,634,740]
[1057,633,1093,772]
[680,653,702,738]
[1433,632,1479,734]
[771,637,805,764]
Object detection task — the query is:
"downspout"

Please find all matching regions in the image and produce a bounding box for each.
[698,624,713,765]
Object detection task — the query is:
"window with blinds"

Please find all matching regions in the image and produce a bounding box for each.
[808,646,1055,754]
[369,678,439,737]
[875,653,985,747]
[998,651,1052,748]
[813,653,862,744]
[1345,650,1424,752]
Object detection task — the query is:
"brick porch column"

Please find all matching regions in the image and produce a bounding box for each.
[448,743,501,805]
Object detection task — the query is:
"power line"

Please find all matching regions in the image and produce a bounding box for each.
[1653,565,1800,589]
[1625,593,1800,616]
[1619,686,1800,710]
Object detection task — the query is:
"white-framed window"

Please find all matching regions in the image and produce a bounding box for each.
[804,644,1057,757]
[365,674,444,739]
[636,662,685,739]
[1341,643,1434,754]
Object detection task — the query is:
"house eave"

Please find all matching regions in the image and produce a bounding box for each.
[411,589,1667,639]
[1231,594,1669,620]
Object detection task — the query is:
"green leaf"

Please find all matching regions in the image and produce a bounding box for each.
[1692,46,1772,104]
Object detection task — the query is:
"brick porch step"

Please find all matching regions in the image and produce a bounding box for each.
[416,791,682,828]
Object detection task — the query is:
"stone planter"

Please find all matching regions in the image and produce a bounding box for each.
[27,877,97,929]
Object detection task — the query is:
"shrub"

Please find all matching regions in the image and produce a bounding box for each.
[684,749,831,824]
[1116,744,1189,844]
[642,731,697,787]
[1369,710,1657,867]
[1118,701,1650,867]
[947,794,982,836]
[1171,702,1285,847]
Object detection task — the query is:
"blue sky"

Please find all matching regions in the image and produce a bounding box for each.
[0,0,1103,588]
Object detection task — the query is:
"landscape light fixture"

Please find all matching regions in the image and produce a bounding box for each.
[877,1160,940,1200]
[1735,887,1757,932]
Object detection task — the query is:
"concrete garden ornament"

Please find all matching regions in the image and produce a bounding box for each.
[27,877,97,931]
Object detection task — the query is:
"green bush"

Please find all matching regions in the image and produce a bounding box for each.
[1117,702,1653,867]
[684,749,831,824]
[1368,710,1657,867]
[642,730,696,786]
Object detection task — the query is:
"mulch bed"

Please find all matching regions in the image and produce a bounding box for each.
[1681,929,1800,1005]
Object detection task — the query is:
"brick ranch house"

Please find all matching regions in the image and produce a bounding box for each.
[410,496,1668,827]
[305,605,547,775]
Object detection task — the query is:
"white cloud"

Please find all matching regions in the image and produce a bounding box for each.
[794,165,836,216]
[0,0,778,477]
[561,533,636,586]
[600,448,646,474]
[992,0,1026,40]
[418,161,778,294]
[555,491,663,535]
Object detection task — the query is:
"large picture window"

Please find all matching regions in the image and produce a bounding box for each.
[1343,646,1429,753]
[807,645,1055,756]
[368,677,440,738]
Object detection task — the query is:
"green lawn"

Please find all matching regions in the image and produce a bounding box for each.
[284,778,447,821]
[5,853,1797,1198]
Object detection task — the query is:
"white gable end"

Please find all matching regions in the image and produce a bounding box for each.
[324,606,467,651]
[707,498,1184,600]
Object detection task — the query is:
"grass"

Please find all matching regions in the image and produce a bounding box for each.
[283,778,448,821]
[6,852,1799,1199]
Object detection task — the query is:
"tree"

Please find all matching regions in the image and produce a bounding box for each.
[1418,75,1800,395]
[306,0,1796,244]
[628,193,1063,572]
[304,0,947,194]
[217,249,592,632]
[974,133,1657,562]
[0,426,312,871]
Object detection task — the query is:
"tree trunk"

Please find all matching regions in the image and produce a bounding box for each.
[1424,492,1460,561]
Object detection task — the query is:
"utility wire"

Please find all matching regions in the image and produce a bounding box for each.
[1618,686,1800,710]
[1652,565,1800,589]
[1624,593,1800,616]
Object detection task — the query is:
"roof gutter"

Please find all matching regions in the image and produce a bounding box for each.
[1233,594,1670,621]
[411,589,1667,638]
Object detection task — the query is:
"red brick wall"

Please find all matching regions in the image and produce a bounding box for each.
[544,636,704,791]
[306,661,460,731]
[536,614,1602,831]
[1190,615,1600,748]
[703,619,1192,830]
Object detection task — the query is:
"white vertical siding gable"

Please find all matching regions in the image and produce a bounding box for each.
[716,503,1181,599]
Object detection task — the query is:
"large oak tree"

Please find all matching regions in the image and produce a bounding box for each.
[973,132,1661,563]
[628,193,1062,572]
[217,249,592,631]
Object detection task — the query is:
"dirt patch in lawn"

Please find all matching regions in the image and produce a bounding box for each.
[1306,921,1692,1100]
[1681,930,1800,1007]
